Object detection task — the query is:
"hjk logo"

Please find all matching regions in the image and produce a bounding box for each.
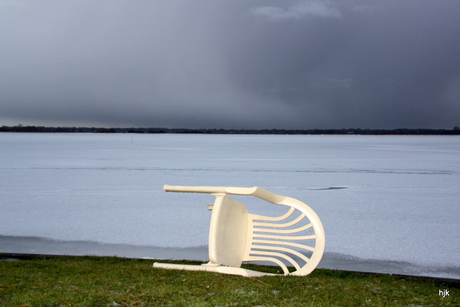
[439,289,450,297]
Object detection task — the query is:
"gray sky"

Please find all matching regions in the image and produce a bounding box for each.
[1,0,460,129]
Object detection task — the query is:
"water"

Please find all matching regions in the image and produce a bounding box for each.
[1,133,459,279]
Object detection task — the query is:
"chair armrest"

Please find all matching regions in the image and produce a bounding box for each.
[163,185,285,203]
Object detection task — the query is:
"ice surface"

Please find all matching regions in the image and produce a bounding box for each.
[1,133,459,278]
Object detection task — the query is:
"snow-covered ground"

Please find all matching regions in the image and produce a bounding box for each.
[1,133,459,279]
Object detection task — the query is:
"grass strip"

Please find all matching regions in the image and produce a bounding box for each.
[1,254,458,306]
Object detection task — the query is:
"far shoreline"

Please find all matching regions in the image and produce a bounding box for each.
[2,125,460,135]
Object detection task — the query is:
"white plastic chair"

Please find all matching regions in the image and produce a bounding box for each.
[153,185,325,277]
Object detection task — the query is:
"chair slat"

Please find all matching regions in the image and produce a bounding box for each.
[249,244,310,263]
[252,239,316,252]
[253,223,312,234]
[245,255,289,275]
[253,213,306,228]
[250,250,301,270]
[253,233,316,241]
[252,206,296,222]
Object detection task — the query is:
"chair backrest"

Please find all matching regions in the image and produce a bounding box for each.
[244,206,320,275]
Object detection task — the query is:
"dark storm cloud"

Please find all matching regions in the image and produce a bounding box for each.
[1,0,459,129]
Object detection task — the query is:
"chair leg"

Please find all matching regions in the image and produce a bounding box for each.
[153,262,274,277]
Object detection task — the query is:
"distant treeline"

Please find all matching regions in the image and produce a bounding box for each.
[1,125,460,135]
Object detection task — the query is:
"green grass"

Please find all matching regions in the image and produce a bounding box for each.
[1,254,458,306]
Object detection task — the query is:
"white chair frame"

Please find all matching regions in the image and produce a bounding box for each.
[153,185,325,277]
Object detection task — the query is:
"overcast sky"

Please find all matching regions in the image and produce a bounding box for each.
[1,0,460,129]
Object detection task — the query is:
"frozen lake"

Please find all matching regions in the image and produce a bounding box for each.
[1,133,459,279]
